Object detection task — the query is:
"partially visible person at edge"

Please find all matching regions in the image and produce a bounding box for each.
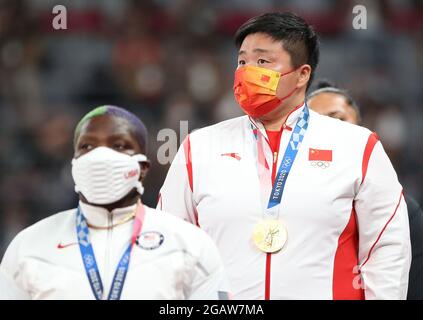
[308,79,423,300]
[0,105,230,300]
[157,12,411,300]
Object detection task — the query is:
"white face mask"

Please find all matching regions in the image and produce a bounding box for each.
[71,147,148,205]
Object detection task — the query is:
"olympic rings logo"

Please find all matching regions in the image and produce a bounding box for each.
[310,161,330,169]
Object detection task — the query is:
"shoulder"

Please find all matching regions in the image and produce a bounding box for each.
[1,208,76,273]
[189,116,248,142]
[308,109,374,146]
[6,209,76,250]
[185,116,249,161]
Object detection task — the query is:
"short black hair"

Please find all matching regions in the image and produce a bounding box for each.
[307,79,362,123]
[234,12,320,90]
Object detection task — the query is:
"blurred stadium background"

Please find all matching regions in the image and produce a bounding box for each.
[0,0,422,257]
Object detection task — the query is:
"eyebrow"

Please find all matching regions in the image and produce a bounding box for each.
[238,48,271,56]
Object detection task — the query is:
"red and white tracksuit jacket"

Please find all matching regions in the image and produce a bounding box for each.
[157,103,411,300]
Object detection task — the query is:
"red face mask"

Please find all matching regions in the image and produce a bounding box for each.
[233,65,298,118]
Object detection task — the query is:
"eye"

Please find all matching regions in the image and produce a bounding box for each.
[112,140,136,152]
[238,59,246,66]
[113,142,127,151]
[257,59,269,65]
[80,143,93,151]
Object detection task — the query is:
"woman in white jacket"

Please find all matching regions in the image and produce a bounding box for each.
[0,105,229,300]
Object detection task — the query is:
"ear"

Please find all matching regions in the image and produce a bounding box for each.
[139,161,150,182]
[297,64,311,89]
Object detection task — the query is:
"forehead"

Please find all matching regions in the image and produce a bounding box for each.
[308,92,349,112]
[239,33,287,56]
[239,32,285,53]
[238,33,293,67]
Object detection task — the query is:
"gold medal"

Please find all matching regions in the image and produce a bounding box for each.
[252,219,287,253]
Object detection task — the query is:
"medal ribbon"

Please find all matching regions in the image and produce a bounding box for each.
[252,104,310,219]
[76,200,145,300]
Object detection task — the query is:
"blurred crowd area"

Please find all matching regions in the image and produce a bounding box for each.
[1,0,423,256]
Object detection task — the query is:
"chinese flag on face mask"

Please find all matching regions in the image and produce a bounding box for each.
[309,148,332,161]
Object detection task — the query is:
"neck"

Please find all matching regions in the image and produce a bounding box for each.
[80,189,141,213]
[260,109,291,131]
[260,99,304,131]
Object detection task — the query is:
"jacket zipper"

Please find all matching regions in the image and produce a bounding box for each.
[103,212,113,300]
[265,127,285,300]
[250,105,302,300]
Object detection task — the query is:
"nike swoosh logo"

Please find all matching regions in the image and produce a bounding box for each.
[57,242,77,249]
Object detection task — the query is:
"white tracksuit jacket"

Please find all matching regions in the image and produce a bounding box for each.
[157,103,411,300]
[0,202,229,300]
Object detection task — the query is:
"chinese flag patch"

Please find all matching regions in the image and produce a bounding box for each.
[260,74,270,83]
[309,148,332,161]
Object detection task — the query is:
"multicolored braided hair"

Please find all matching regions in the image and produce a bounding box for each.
[73,105,148,152]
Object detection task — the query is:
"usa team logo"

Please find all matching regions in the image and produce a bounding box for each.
[136,231,164,250]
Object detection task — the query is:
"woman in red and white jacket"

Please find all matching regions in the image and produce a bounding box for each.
[158,12,411,300]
